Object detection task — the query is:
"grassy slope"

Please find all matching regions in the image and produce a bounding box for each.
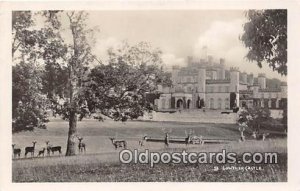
[12,119,287,182]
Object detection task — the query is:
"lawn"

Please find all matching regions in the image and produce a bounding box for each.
[12,118,287,182]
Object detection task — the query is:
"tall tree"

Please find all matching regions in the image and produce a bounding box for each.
[61,11,95,156]
[12,11,50,132]
[241,10,287,76]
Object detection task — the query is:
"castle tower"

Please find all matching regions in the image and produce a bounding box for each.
[230,67,240,109]
[230,67,240,93]
[241,72,248,84]
[248,73,254,86]
[171,65,180,86]
[258,73,266,89]
[219,58,225,80]
[197,67,206,106]
[197,68,206,93]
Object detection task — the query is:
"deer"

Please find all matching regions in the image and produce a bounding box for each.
[162,128,172,147]
[138,135,149,147]
[109,137,127,150]
[77,136,86,154]
[12,144,21,158]
[46,141,62,155]
[185,129,194,146]
[252,131,270,141]
[25,141,37,157]
[37,148,46,157]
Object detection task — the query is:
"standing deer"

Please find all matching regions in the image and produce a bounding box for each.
[25,141,37,157]
[46,141,51,156]
[37,148,46,157]
[109,137,127,150]
[162,128,172,147]
[12,144,21,158]
[185,129,194,146]
[252,132,269,141]
[46,141,62,155]
[77,137,86,154]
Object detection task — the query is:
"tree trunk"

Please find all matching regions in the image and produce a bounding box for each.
[66,62,77,156]
[66,110,77,156]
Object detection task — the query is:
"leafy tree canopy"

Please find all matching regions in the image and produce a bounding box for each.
[241,10,287,76]
[86,42,171,121]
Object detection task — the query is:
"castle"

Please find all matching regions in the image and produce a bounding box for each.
[155,56,287,111]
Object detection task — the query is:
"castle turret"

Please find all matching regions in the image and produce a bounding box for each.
[241,72,248,84]
[172,65,180,86]
[230,67,240,109]
[219,58,225,79]
[197,67,206,93]
[196,67,206,108]
[230,67,239,92]
[258,73,266,89]
[248,73,254,86]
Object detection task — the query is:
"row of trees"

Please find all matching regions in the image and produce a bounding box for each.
[12,11,171,156]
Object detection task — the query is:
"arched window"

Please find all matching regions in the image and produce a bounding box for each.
[176,99,183,108]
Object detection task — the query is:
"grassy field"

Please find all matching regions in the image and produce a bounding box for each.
[12,118,287,182]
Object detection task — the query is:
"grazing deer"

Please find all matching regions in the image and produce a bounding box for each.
[25,141,37,157]
[12,144,21,158]
[109,137,127,150]
[77,137,86,154]
[37,148,46,157]
[46,141,62,155]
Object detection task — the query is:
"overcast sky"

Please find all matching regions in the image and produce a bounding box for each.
[86,10,286,81]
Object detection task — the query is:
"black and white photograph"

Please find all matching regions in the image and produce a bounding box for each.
[1,1,300,189]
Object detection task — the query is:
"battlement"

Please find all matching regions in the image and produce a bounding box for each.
[230,67,239,72]
[280,81,287,86]
[206,79,230,84]
[258,73,266,77]
[259,88,281,92]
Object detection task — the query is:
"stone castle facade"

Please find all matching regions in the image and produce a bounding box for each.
[155,56,287,110]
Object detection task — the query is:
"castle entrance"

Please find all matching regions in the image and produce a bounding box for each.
[176,99,183,109]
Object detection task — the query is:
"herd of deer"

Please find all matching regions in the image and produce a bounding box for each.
[12,129,271,159]
[12,136,86,159]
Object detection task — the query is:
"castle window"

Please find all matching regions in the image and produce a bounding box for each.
[218,98,222,109]
[218,86,222,92]
[210,98,214,109]
[225,86,229,92]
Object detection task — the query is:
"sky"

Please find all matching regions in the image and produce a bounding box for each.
[82,10,286,81]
